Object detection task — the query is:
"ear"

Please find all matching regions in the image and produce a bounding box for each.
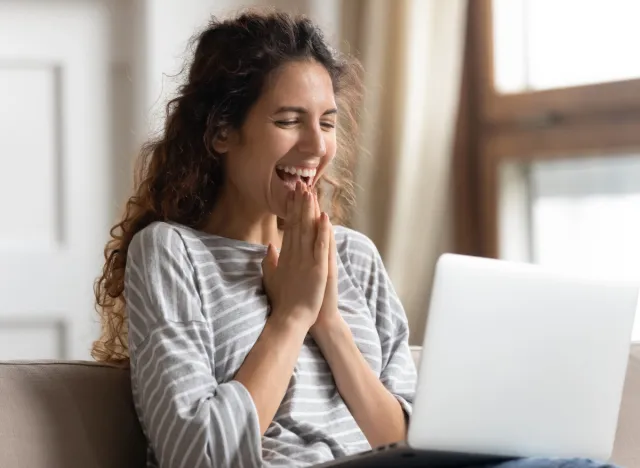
[212,127,231,154]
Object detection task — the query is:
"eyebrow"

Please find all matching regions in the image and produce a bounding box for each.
[273,106,338,116]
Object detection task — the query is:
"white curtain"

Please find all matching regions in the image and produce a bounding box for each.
[342,0,467,343]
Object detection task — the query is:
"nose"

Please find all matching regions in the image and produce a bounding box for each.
[298,123,326,157]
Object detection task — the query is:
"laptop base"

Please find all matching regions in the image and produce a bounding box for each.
[317,447,520,467]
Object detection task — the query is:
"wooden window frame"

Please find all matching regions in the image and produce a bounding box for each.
[457,0,640,259]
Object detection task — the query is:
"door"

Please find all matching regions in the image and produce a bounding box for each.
[0,1,111,359]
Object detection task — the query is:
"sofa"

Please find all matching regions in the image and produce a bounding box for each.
[0,345,638,468]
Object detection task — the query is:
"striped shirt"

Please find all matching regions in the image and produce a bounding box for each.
[125,221,417,468]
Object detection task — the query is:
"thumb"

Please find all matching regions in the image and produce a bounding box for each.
[262,243,279,275]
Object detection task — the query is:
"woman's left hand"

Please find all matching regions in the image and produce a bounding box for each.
[310,192,343,337]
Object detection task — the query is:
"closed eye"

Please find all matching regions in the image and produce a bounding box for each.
[275,120,298,127]
[275,120,335,130]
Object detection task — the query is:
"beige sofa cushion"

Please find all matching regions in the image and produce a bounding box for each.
[0,361,146,468]
[614,345,640,468]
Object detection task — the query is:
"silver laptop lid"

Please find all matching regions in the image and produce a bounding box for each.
[408,254,638,460]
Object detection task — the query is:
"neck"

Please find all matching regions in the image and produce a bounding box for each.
[203,184,282,248]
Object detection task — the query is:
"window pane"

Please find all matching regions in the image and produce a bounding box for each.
[493,0,640,94]
[498,154,640,341]
[530,155,640,279]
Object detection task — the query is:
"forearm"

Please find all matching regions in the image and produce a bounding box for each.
[234,313,308,434]
[313,319,408,448]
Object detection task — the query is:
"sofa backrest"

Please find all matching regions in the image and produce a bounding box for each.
[0,361,146,468]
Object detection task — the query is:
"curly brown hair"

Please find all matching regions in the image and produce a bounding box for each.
[92,9,364,364]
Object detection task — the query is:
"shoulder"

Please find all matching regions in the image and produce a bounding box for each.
[125,222,208,346]
[128,221,193,259]
[334,225,381,266]
[126,222,203,283]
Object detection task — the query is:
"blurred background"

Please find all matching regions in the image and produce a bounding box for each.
[0,0,638,360]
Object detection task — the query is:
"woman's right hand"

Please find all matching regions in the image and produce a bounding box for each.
[262,181,331,330]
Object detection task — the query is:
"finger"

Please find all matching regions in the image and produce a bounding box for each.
[327,220,337,284]
[314,212,331,263]
[286,188,295,224]
[300,189,316,258]
[292,181,304,224]
[290,181,304,255]
[313,191,320,221]
[261,243,279,275]
[281,190,295,258]
[313,192,323,259]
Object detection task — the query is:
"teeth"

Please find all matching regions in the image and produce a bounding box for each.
[277,165,317,179]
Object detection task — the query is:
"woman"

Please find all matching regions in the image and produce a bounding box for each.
[94,10,416,467]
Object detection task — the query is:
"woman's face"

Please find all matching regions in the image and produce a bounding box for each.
[217,60,338,219]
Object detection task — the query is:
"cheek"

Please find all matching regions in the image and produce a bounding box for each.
[267,129,298,157]
[326,135,337,158]
[322,136,338,166]
[225,148,267,191]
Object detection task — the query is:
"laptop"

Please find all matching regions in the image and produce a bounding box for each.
[319,253,639,467]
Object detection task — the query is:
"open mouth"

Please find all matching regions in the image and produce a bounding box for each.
[275,165,317,189]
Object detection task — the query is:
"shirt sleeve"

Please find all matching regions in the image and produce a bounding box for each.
[124,222,262,468]
[345,230,418,418]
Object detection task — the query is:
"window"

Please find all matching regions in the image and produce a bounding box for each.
[499,154,640,278]
[458,0,640,340]
[499,154,640,340]
[493,0,640,94]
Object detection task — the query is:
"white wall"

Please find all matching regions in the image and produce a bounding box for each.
[0,0,343,359]
[134,0,215,139]
[270,0,342,45]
